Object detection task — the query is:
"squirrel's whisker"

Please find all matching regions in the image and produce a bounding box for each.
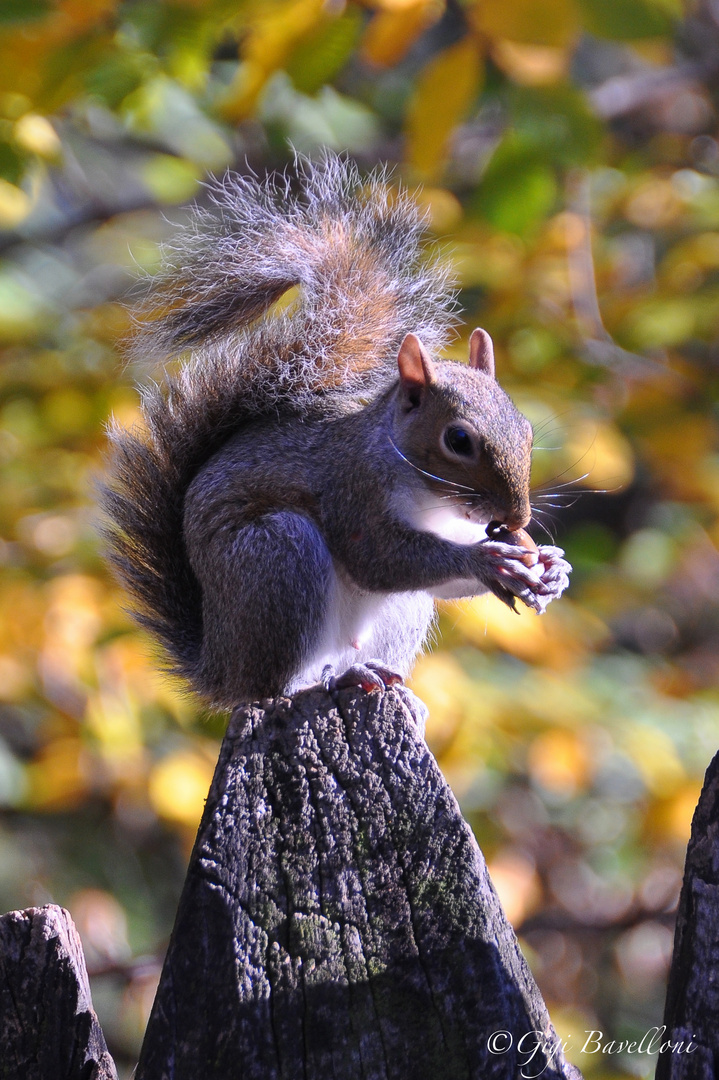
[388,438,475,492]
[531,408,576,441]
[532,471,591,493]
[532,493,581,507]
[530,507,558,543]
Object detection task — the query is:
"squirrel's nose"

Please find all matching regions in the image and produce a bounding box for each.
[487,514,531,536]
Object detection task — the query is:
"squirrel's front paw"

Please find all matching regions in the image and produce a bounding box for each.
[480,538,572,614]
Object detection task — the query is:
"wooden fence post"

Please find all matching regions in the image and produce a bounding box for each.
[656,749,719,1080]
[134,685,581,1080]
[0,904,117,1080]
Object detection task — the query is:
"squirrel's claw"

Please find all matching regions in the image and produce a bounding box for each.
[322,660,404,695]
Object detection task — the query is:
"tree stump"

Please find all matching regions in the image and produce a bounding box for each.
[0,904,117,1080]
[136,685,581,1080]
[657,749,719,1079]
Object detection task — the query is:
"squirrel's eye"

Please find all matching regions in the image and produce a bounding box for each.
[443,426,474,457]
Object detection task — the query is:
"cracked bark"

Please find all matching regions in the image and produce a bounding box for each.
[657,749,719,1080]
[135,685,581,1080]
[0,904,117,1080]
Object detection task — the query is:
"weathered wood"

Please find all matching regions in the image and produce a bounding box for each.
[137,685,581,1080]
[657,749,719,1080]
[0,904,117,1080]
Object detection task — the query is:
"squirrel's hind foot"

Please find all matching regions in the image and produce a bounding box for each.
[322,660,404,694]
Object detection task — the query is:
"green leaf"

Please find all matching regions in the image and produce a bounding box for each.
[511,84,604,167]
[122,75,231,168]
[622,297,697,347]
[0,272,48,342]
[286,8,363,96]
[140,154,201,203]
[261,74,378,156]
[35,35,115,114]
[84,52,153,109]
[471,133,558,234]
[576,0,676,40]
[0,0,51,25]
[0,140,23,184]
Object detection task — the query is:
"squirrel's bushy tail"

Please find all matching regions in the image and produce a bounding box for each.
[101,152,458,697]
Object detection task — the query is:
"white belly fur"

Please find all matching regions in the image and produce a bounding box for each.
[292,566,435,691]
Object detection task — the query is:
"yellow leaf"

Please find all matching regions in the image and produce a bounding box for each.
[405,36,484,180]
[528,729,591,796]
[638,413,718,499]
[25,737,89,810]
[221,0,328,121]
[149,750,215,828]
[448,594,608,670]
[361,0,444,67]
[0,582,45,652]
[141,155,202,204]
[625,177,683,229]
[0,655,32,702]
[491,40,568,85]
[14,113,61,158]
[451,233,525,290]
[470,0,580,47]
[488,849,541,925]
[85,691,145,774]
[451,593,551,662]
[649,782,702,846]
[407,651,468,746]
[0,179,30,228]
[622,724,685,797]
[40,575,104,690]
[221,60,267,120]
[369,0,434,9]
[413,185,463,231]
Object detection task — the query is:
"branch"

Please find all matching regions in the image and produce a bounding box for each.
[566,170,668,378]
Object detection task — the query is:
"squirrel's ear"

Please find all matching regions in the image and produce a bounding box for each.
[397,333,436,397]
[468,327,495,378]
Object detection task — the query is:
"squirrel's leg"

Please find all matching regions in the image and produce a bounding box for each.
[198,510,334,703]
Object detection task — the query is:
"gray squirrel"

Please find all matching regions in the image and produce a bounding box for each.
[102,153,570,709]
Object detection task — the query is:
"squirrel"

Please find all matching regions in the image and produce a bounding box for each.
[102,153,570,709]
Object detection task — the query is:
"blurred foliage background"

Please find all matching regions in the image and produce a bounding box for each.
[0,0,717,1074]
